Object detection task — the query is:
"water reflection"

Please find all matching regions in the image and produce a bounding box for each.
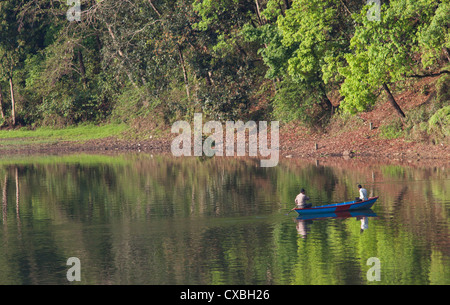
[295,210,377,238]
[0,154,448,285]
[358,216,369,233]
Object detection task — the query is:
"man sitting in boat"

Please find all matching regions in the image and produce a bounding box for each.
[295,188,312,209]
[357,185,368,202]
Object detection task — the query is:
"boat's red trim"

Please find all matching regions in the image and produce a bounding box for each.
[335,204,351,212]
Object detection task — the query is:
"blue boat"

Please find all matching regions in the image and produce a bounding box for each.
[296,209,377,221]
[294,196,378,215]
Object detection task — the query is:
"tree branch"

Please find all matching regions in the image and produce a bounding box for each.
[382,83,405,118]
[408,70,450,78]
[147,0,161,17]
[339,0,352,15]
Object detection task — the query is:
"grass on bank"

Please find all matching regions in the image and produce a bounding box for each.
[379,102,450,143]
[0,123,128,143]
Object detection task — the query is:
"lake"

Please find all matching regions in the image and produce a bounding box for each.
[0,153,448,285]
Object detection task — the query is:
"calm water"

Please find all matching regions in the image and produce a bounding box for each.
[0,154,448,285]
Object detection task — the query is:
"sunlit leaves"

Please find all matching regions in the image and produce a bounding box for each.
[418,0,450,67]
[339,0,448,114]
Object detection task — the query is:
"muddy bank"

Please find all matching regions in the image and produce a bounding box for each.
[1,131,449,168]
[0,137,172,155]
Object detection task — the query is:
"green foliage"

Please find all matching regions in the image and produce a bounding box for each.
[278,0,346,84]
[435,73,450,105]
[193,0,242,31]
[272,77,329,126]
[418,1,450,67]
[379,118,404,139]
[339,0,447,114]
[377,74,449,142]
[402,107,431,141]
[270,0,352,114]
[428,105,450,139]
[0,0,449,131]
[242,23,292,80]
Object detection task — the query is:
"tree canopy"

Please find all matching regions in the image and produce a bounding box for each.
[0,0,448,127]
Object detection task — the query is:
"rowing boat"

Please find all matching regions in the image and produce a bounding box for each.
[294,196,378,215]
[296,209,377,220]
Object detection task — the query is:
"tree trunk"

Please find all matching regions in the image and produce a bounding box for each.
[93,33,103,74]
[147,0,161,17]
[255,0,265,25]
[321,95,334,114]
[382,83,405,118]
[318,83,335,114]
[0,85,5,119]
[78,49,87,87]
[339,0,352,15]
[443,47,450,63]
[178,45,190,99]
[9,78,16,125]
[206,71,215,86]
[284,0,291,10]
[106,24,138,89]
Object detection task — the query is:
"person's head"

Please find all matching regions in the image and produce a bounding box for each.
[358,184,362,189]
[300,188,305,194]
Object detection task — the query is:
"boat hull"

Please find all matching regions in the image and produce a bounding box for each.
[296,209,377,221]
[294,196,378,215]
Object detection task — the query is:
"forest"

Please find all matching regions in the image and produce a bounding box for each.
[0,0,449,133]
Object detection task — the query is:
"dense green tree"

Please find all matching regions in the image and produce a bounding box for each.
[276,0,352,111]
[242,0,363,125]
[191,0,268,120]
[418,0,450,67]
[339,0,450,117]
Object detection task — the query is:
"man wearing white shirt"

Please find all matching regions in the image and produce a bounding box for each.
[295,188,312,209]
[358,185,368,201]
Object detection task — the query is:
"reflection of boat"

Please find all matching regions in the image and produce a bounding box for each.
[294,196,378,215]
[296,209,377,221]
[295,209,376,238]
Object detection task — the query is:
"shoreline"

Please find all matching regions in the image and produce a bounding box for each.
[1,132,449,168]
